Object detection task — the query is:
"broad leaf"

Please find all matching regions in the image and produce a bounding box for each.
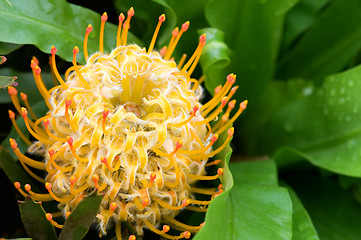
[0,0,140,64]
[204,0,299,102]
[194,159,293,240]
[283,184,319,240]
[58,191,103,240]
[19,197,57,240]
[286,173,361,240]
[0,42,23,55]
[277,0,361,80]
[249,64,361,177]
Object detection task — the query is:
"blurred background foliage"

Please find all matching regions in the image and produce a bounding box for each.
[1,0,361,239]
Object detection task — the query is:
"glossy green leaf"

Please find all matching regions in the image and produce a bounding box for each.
[195,159,292,240]
[0,0,140,64]
[198,28,231,93]
[283,184,319,240]
[0,42,23,55]
[58,191,103,240]
[286,173,361,240]
[281,0,329,53]
[250,64,361,177]
[277,0,361,80]
[19,197,57,240]
[204,0,298,102]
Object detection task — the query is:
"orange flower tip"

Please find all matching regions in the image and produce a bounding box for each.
[24,184,31,192]
[182,199,190,207]
[192,103,199,113]
[70,176,77,185]
[43,119,50,127]
[218,184,223,189]
[172,27,179,37]
[119,13,125,22]
[45,182,52,190]
[159,14,166,23]
[9,138,18,149]
[226,73,235,84]
[163,225,170,233]
[65,211,71,218]
[46,213,53,221]
[21,107,28,118]
[128,7,135,17]
[199,33,206,43]
[20,92,27,101]
[228,100,236,109]
[128,235,136,240]
[92,174,99,183]
[100,157,108,164]
[73,46,79,55]
[48,148,55,157]
[160,46,167,56]
[142,197,150,207]
[8,110,15,119]
[50,45,57,55]
[182,21,190,31]
[231,86,239,94]
[240,100,248,109]
[34,66,41,75]
[200,222,205,227]
[65,99,72,107]
[218,189,224,194]
[175,140,183,149]
[86,24,93,33]
[221,97,228,106]
[228,127,234,136]
[211,134,219,143]
[30,60,38,69]
[0,56,7,64]
[101,12,108,22]
[214,85,222,94]
[102,109,110,118]
[183,231,191,239]
[14,182,21,189]
[7,86,17,95]
[149,173,157,181]
[66,136,74,146]
[217,168,224,176]
[110,202,117,211]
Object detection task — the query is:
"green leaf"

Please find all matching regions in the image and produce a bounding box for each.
[0,0,140,64]
[286,173,361,240]
[0,42,23,55]
[283,184,319,240]
[194,159,292,240]
[281,0,329,53]
[58,191,103,240]
[204,0,299,102]
[19,197,57,240]
[198,28,231,93]
[277,0,361,80]
[250,64,361,177]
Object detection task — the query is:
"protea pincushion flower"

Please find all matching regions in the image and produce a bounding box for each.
[7,8,247,240]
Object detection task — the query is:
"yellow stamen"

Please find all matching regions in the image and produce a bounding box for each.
[8,110,32,146]
[9,139,46,170]
[99,12,108,53]
[165,21,189,60]
[20,92,37,120]
[116,13,125,47]
[24,184,53,201]
[45,182,74,203]
[46,213,63,229]
[84,24,93,61]
[163,215,202,233]
[177,54,187,69]
[148,14,166,53]
[72,46,90,89]
[50,46,68,89]
[215,101,248,135]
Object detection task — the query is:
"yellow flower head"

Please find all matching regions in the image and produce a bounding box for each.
[8,8,247,240]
